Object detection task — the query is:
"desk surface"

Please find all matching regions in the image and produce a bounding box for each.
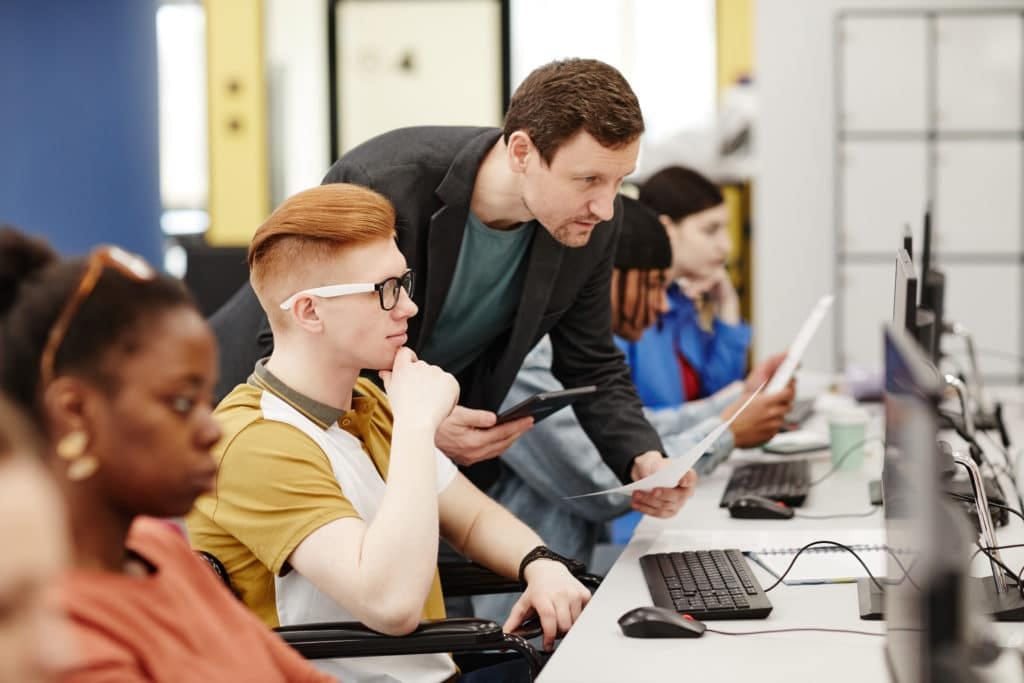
[539,394,1024,683]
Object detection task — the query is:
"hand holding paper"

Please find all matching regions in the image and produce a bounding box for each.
[568,383,767,498]
[629,454,698,518]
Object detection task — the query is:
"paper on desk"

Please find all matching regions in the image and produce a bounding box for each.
[764,294,835,394]
[565,382,766,498]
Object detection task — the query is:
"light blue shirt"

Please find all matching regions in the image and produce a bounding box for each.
[418,213,534,374]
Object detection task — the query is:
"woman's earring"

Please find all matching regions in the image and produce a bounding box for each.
[66,456,99,481]
[56,431,88,460]
[56,431,99,481]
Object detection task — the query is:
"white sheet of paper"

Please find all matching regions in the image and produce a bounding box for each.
[764,294,835,394]
[566,382,766,498]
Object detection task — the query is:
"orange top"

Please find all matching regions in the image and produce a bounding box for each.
[59,517,336,683]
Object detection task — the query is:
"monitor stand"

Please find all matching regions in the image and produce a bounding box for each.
[857,576,1024,622]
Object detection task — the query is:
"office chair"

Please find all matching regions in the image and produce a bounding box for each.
[198,552,602,680]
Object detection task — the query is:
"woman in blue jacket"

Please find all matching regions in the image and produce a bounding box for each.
[622,165,751,408]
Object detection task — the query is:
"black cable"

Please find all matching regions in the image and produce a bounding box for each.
[974,544,1023,597]
[794,507,881,520]
[942,428,1024,527]
[760,540,888,593]
[974,545,1019,584]
[977,430,1022,503]
[807,437,884,488]
[946,491,1024,527]
[706,626,884,638]
[969,543,1024,565]
[978,429,1014,471]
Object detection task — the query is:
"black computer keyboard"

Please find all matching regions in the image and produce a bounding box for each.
[640,549,773,620]
[719,460,811,508]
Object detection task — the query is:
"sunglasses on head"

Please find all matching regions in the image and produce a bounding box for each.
[39,246,156,388]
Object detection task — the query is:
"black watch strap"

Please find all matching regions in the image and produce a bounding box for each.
[517,545,586,587]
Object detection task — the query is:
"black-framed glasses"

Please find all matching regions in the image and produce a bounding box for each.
[40,246,157,387]
[279,269,415,312]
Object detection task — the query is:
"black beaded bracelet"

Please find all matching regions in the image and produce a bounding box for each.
[517,545,586,587]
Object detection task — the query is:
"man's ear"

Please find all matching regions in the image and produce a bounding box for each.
[506,131,534,175]
[658,214,673,230]
[290,297,325,334]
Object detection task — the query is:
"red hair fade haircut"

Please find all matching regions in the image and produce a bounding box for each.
[248,183,397,293]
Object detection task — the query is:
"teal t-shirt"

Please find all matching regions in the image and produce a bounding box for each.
[418,212,534,375]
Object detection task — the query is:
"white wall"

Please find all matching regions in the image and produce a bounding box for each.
[264,0,331,205]
[754,0,1024,377]
[263,0,718,195]
[511,0,717,176]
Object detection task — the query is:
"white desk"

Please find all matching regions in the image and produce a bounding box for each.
[539,397,1024,683]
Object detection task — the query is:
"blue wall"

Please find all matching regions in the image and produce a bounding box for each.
[0,0,163,264]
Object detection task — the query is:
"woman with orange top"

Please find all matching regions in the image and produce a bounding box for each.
[0,227,335,683]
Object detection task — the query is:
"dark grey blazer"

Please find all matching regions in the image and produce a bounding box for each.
[211,126,664,488]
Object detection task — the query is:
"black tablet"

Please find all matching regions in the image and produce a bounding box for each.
[495,385,598,425]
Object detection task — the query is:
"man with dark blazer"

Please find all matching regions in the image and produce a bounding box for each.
[211,58,697,518]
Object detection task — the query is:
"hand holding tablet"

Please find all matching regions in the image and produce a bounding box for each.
[495,386,598,425]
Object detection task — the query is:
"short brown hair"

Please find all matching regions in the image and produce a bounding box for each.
[249,184,396,306]
[503,58,644,165]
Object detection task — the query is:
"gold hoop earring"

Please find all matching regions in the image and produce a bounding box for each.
[56,431,88,460]
[66,456,99,482]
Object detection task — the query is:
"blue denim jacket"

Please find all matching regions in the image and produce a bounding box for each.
[617,284,751,409]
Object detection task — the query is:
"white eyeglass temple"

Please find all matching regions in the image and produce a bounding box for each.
[279,283,376,310]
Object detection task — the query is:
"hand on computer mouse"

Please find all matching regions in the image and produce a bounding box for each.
[728,495,795,519]
[618,606,707,638]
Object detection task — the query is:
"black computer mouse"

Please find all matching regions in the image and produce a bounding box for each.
[617,606,706,638]
[728,495,795,519]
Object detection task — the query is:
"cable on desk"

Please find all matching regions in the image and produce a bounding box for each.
[978,429,1015,480]
[977,430,1024,513]
[760,540,888,593]
[945,491,1024,527]
[966,540,1024,598]
[974,544,1019,584]
[794,507,881,520]
[704,626,884,638]
[969,543,1024,565]
[942,425,1024,522]
[807,437,884,488]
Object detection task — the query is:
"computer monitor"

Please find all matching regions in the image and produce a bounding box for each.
[893,249,917,335]
[882,325,971,683]
[920,208,932,279]
[893,248,935,355]
[919,207,945,364]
